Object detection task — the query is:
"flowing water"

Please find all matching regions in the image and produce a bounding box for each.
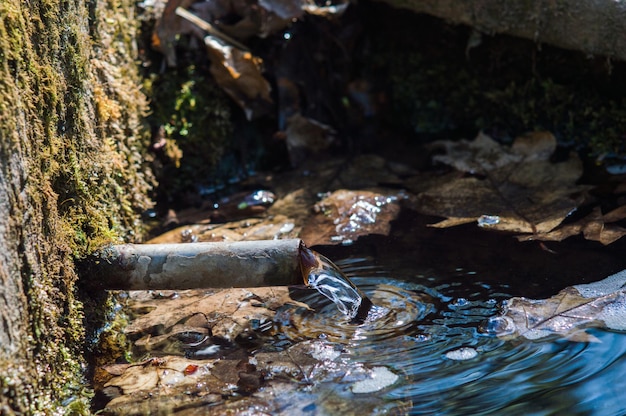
[266,207,626,415]
[277,253,626,415]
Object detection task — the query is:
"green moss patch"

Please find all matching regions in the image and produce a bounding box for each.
[144,64,233,206]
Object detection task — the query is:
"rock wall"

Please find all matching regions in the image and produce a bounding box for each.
[379,0,626,61]
[0,0,153,413]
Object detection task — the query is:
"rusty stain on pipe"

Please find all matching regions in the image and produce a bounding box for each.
[81,239,304,290]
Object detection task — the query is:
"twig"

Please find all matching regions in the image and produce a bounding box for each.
[175,7,250,52]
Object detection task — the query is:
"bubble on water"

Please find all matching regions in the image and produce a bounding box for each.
[573,269,626,298]
[351,366,398,393]
[445,347,478,360]
[479,316,516,336]
[598,293,626,331]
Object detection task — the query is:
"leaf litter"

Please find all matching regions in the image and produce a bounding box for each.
[412,131,626,244]
[100,286,404,414]
[150,0,348,121]
[99,145,626,413]
[96,0,626,412]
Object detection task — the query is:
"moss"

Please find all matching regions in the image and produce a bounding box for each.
[0,0,153,413]
[145,64,234,206]
[383,48,626,155]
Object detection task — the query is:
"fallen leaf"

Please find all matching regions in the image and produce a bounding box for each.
[602,204,626,223]
[147,214,299,244]
[125,287,310,344]
[204,36,273,120]
[416,131,591,235]
[486,269,626,341]
[300,189,402,246]
[101,339,403,415]
[516,206,626,245]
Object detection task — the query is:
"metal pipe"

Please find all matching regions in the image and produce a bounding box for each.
[80,239,303,290]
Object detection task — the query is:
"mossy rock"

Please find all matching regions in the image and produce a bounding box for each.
[0,0,154,413]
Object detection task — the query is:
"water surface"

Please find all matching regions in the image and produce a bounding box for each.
[275,251,626,415]
[108,211,626,415]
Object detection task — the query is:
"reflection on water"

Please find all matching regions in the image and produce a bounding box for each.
[274,257,626,415]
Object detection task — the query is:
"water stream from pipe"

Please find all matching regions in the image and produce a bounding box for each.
[299,241,373,322]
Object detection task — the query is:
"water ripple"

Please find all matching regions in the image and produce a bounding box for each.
[276,256,626,415]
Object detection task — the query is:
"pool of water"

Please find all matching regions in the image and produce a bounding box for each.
[104,210,626,415]
[273,253,626,415]
[265,206,626,415]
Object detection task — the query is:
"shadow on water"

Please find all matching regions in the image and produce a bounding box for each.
[320,208,626,299]
[274,208,626,415]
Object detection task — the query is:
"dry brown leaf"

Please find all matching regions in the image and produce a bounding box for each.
[517,207,626,245]
[125,287,310,342]
[204,37,273,119]
[490,269,626,340]
[416,131,591,235]
[147,214,299,244]
[602,204,626,223]
[300,189,402,246]
[101,339,400,415]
